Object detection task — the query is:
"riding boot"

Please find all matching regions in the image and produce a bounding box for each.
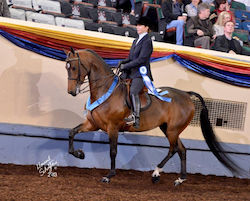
[124,94,140,128]
[132,94,140,129]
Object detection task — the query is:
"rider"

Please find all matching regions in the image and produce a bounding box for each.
[119,16,153,129]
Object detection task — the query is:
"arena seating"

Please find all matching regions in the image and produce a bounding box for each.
[5,0,250,44]
[26,11,56,25]
[9,7,26,20]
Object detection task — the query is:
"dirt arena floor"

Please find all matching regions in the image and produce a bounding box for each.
[0,164,249,201]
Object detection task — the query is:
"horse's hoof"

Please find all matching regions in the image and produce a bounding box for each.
[174,178,186,186]
[101,177,110,183]
[152,176,160,184]
[73,150,85,159]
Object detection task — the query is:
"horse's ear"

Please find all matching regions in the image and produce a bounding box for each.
[63,48,69,56]
[70,47,75,55]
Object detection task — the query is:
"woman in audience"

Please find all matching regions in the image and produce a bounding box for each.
[210,0,235,24]
[185,0,202,17]
[213,11,231,36]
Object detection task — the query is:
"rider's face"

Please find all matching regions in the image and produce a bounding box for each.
[136,24,149,35]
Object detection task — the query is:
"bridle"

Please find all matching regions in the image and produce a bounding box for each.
[66,52,89,83]
[65,51,119,94]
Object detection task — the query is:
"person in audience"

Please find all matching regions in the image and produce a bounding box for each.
[213,11,231,36]
[161,0,187,45]
[185,0,202,17]
[129,0,135,15]
[210,0,234,24]
[213,21,250,55]
[116,0,135,15]
[0,0,10,17]
[118,16,153,128]
[186,3,215,49]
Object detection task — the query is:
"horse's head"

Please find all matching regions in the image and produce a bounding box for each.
[65,48,89,96]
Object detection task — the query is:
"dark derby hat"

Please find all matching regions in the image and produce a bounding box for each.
[136,16,153,29]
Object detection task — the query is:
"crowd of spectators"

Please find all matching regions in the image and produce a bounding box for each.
[1,0,250,56]
[160,0,249,55]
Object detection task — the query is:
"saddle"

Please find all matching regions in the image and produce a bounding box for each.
[125,79,151,111]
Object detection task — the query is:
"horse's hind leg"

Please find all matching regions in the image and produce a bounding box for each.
[69,118,97,159]
[174,138,187,186]
[152,125,178,183]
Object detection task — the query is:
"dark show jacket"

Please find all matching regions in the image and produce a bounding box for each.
[122,34,153,80]
[213,35,250,56]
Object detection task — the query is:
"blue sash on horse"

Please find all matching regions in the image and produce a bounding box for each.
[86,76,119,111]
[86,67,171,111]
[139,66,171,102]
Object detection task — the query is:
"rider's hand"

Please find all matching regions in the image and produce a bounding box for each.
[120,64,126,71]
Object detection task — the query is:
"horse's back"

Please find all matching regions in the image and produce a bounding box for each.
[155,87,195,128]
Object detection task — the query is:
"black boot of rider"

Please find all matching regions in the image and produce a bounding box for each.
[124,94,140,129]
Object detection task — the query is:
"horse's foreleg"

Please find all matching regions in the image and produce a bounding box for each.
[101,128,118,183]
[69,124,85,159]
[69,118,97,159]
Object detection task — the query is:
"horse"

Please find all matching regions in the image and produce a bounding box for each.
[65,48,242,185]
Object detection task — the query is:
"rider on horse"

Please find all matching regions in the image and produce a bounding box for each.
[119,16,153,129]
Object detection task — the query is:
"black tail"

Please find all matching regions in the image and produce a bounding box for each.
[187,91,245,176]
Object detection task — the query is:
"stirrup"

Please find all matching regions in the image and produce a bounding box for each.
[124,114,135,125]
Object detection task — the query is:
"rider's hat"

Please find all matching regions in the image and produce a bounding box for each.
[136,16,153,30]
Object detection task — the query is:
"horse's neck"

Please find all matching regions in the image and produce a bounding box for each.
[88,62,114,102]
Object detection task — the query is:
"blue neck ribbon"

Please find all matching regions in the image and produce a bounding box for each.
[86,76,119,111]
[139,66,171,102]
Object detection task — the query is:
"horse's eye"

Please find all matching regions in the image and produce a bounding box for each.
[72,67,76,71]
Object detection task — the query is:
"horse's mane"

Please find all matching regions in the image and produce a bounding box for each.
[83,49,113,73]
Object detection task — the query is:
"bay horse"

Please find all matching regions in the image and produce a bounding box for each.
[65,48,241,185]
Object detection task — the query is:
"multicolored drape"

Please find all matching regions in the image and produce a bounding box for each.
[0,20,249,87]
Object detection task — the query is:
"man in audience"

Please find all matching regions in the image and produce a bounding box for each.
[161,0,187,45]
[213,21,250,56]
[0,0,10,17]
[186,3,215,49]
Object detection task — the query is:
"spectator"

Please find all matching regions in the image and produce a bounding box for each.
[129,0,135,15]
[212,21,250,55]
[0,0,10,17]
[213,11,231,36]
[210,0,235,24]
[186,3,215,49]
[185,0,202,17]
[116,0,135,15]
[161,0,187,45]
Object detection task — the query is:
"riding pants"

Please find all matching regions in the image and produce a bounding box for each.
[130,78,144,96]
